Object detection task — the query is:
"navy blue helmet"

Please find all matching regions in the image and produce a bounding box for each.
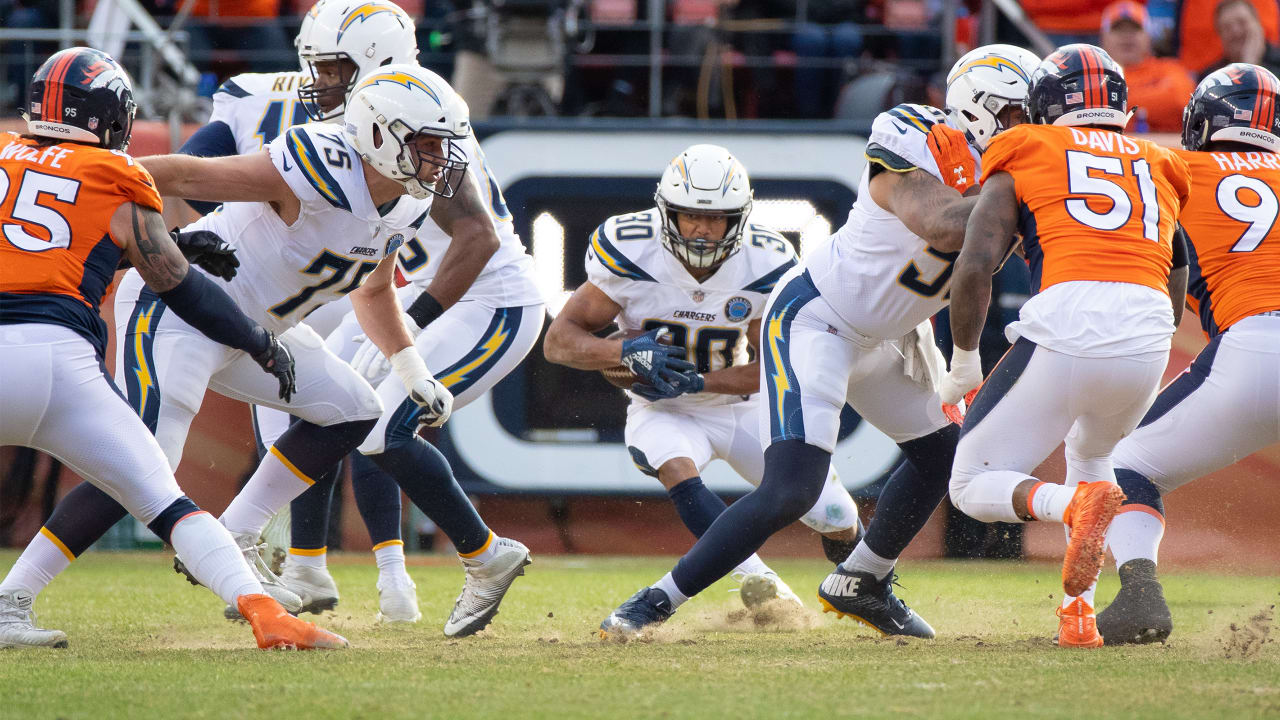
[1025,44,1128,129]
[1182,63,1280,152]
[25,47,136,150]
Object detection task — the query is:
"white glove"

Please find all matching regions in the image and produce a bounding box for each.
[349,313,421,383]
[408,375,453,428]
[388,346,453,428]
[939,347,983,406]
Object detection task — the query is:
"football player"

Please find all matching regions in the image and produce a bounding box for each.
[598,44,1040,638]
[942,44,1192,648]
[544,144,863,608]
[187,0,543,624]
[1093,64,1280,644]
[0,48,344,650]
[4,64,531,638]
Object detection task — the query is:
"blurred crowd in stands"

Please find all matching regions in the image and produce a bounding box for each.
[2,0,1279,123]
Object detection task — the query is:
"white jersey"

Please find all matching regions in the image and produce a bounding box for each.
[805,103,980,340]
[186,123,407,334]
[586,208,797,409]
[208,71,312,154]
[371,134,542,308]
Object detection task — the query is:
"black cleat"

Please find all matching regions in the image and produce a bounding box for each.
[818,566,935,639]
[1096,559,1172,644]
[820,515,865,565]
[599,587,674,638]
[173,555,201,587]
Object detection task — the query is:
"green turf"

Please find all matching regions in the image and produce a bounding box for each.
[0,551,1275,719]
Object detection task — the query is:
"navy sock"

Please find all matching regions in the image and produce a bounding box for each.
[289,461,341,551]
[671,440,829,597]
[273,418,376,480]
[1114,468,1165,515]
[862,423,959,560]
[369,436,491,554]
[43,482,128,556]
[350,452,403,546]
[666,476,728,538]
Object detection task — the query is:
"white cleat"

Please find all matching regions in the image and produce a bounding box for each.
[260,508,292,575]
[222,532,304,621]
[0,590,68,648]
[279,561,339,615]
[376,574,422,624]
[737,572,804,609]
[443,537,531,637]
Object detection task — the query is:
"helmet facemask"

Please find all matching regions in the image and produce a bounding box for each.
[655,197,751,270]
[378,121,469,199]
[299,53,359,122]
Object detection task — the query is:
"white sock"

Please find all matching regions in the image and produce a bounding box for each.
[374,540,409,582]
[1106,508,1164,567]
[220,447,314,536]
[170,511,261,605]
[1029,482,1077,523]
[288,548,327,570]
[1063,581,1097,610]
[733,554,772,577]
[0,528,73,596]
[952,470,1028,523]
[652,572,690,609]
[458,531,496,564]
[840,541,897,580]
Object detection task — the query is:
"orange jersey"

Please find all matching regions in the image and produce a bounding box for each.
[981,124,1191,295]
[1175,149,1280,336]
[0,133,161,355]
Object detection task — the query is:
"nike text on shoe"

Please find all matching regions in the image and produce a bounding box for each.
[1095,559,1173,645]
[599,587,674,638]
[817,566,936,639]
[377,575,422,624]
[443,538,531,637]
[280,561,340,615]
[1062,482,1126,597]
[1057,597,1104,648]
[237,594,348,650]
[0,590,68,649]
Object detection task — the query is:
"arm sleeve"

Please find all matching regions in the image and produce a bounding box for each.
[157,269,269,355]
[178,121,239,215]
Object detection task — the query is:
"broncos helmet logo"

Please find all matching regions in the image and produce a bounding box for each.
[336,3,403,42]
[357,70,441,105]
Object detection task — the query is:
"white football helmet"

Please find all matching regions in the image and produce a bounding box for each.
[344,64,471,199]
[297,0,418,122]
[945,44,1041,152]
[654,144,753,269]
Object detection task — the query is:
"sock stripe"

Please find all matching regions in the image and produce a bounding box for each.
[289,546,327,556]
[457,531,495,559]
[1117,503,1166,527]
[38,526,76,562]
[1026,481,1045,521]
[269,445,315,486]
[372,539,404,551]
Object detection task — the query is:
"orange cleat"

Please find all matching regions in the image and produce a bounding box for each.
[1057,597,1104,648]
[236,594,349,650]
[1061,482,1126,597]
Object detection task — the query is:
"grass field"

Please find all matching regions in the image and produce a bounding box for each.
[0,551,1276,719]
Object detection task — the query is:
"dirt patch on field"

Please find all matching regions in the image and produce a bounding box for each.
[1220,605,1275,660]
[711,598,822,633]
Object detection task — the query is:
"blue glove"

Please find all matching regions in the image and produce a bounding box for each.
[630,370,704,402]
[621,328,695,397]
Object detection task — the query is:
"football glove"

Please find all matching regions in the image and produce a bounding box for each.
[939,346,983,411]
[926,124,978,194]
[349,314,422,383]
[630,370,705,402]
[251,331,296,402]
[408,375,453,429]
[621,328,696,398]
[171,229,240,282]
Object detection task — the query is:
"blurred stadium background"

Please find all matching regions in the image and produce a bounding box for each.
[0,0,1277,572]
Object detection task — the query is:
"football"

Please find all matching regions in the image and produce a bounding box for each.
[599,328,672,388]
